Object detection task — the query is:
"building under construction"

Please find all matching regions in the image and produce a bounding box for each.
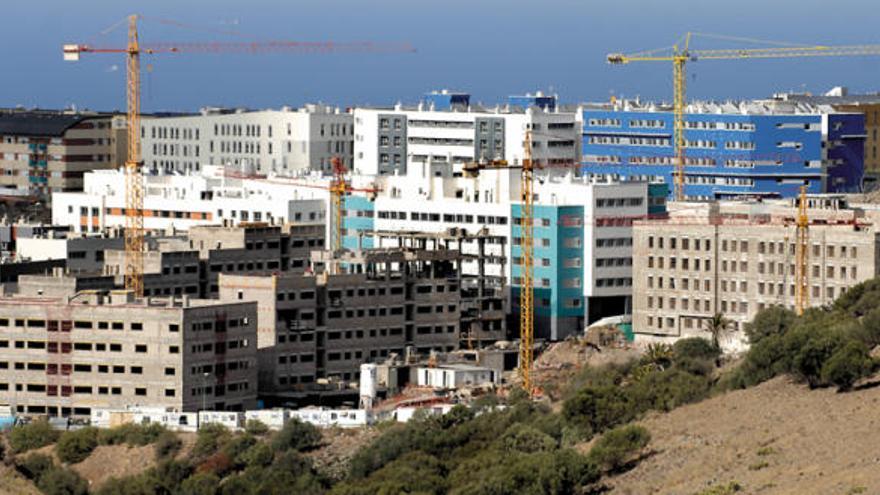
[217,237,506,403]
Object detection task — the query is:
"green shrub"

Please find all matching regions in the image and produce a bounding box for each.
[498,423,557,453]
[192,423,231,459]
[94,475,154,495]
[272,419,322,452]
[36,466,88,495]
[629,368,712,413]
[179,471,221,495]
[244,419,270,436]
[822,340,874,390]
[15,452,54,480]
[744,306,795,345]
[154,430,183,459]
[562,385,634,436]
[9,419,60,453]
[97,423,167,447]
[587,424,651,472]
[240,442,275,468]
[56,427,99,464]
[792,330,847,387]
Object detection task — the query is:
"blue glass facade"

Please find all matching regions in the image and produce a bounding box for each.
[582,108,865,199]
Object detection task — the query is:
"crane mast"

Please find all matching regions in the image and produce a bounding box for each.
[519,130,535,394]
[607,33,880,201]
[124,15,145,296]
[795,185,809,315]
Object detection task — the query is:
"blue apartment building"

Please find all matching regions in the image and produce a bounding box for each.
[581,102,866,199]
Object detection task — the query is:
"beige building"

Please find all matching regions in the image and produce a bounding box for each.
[632,197,880,350]
[0,109,125,200]
[0,281,258,418]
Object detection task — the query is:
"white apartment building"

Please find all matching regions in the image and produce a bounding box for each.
[142,105,353,175]
[353,102,580,176]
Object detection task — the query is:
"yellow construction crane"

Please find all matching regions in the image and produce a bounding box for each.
[64,15,413,296]
[463,131,535,394]
[795,185,809,315]
[607,33,880,201]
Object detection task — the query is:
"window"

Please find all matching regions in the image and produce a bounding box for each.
[135,388,147,396]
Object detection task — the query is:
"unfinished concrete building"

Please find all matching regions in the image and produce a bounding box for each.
[0,283,258,417]
[632,196,880,351]
[218,246,487,400]
[102,222,324,298]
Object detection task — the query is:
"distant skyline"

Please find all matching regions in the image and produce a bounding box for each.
[5,0,880,112]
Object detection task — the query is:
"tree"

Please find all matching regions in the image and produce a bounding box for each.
[15,453,54,481]
[744,306,795,345]
[245,419,270,436]
[499,424,557,454]
[793,331,847,388]
[9,419,60,453]
[272,419,322,452]
[587,424,651,472]
[192,424,230,459]
[562,385,634,436]
[703,313,732,351]
[154,431,183,459]
[36,467,88,495]
[55,427,99,464]
[822,340,874,391]
[178,472,220,495]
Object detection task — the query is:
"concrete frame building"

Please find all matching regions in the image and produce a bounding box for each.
[141,105,353,175]
[219,247,471,398]
[0,285,258,417]
[581,99,865,199]
[0,109,126,200]
[632,196,880,351]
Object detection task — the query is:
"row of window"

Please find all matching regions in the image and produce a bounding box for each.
[647,256,712,272]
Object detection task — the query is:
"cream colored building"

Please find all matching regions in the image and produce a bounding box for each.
[632,197,880,351]
[0,285,258,417]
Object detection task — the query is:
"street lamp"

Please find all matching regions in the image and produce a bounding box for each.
[201,372,210,412]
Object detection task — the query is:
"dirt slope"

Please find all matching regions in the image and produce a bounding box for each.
[0,465,41,495]
[607,376,880,495]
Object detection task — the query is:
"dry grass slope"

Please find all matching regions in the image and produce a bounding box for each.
[607,376,880,495]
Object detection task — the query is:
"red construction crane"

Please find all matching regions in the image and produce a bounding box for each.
[64,14,413,296]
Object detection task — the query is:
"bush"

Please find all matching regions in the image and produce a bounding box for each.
[36,467,88,495]
[499,423,557,453]
[240,442,275,468]
[9,419,60,453]
[16,453,54,480]
[587,424,651,472]
[628,368,712,413]
[673,337,720,363]
[56,427,99,464]
[245,419,270,436]
[272,419,322,452]
[192,424,231,459]
[744,306,795,345]
[822,341,874,391]
[95,475,154,495]
[792,331,847,387]
[154,431,183,459]
[562,385,634,436]
[97,423,167,447]
[179,471,221,495]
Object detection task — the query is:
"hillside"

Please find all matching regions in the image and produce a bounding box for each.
[607,376,880,494]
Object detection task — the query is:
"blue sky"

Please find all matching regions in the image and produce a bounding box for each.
[4,0,880,112]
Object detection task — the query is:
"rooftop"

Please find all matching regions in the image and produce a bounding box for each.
[0,108,112,137]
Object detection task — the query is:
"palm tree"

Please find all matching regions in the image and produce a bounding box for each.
[703,312,732,351]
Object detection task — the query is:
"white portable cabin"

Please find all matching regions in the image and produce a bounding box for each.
[393,404,456,423]
[415,364,495,390]
[198,411,245,430]
[244,409,290,430]
[134,411,199,432]
[290,407,371,428]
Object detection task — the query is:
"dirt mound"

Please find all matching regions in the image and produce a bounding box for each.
[0,465,41,495]
[532,339,640,403]
[606,376,880,494]
[307,427,381,481]
[71,444,156,489]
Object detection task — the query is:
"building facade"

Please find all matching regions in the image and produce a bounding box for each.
[582,100,865,199]
[353,92,579,176]
[141,106,353,175]
[0,288,258,417]
[0,109,126,199]
[632,197,880,351]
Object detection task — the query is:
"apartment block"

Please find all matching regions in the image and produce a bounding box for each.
[582,99,865,199]
[353,91,579,176]
[632,196,880,351]
[0,286,258,417]
[16,229,124,273]
[0,109,126,199]
[141,105,353,175]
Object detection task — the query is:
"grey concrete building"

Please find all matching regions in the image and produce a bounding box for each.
[0,287,258,418]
